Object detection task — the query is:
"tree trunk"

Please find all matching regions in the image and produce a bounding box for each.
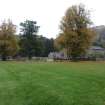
[28,55,32,60]
[67,48,71,60]
[1,55,7,61]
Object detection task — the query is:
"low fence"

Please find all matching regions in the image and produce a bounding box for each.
[1,56,105,61]
[54,57,105,61]
[15,57,49,62]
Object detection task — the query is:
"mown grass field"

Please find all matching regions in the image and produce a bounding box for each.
[0,61,105,105]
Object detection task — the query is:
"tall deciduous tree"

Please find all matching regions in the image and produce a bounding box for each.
[0,20,18,61]
[56,4,95,59]
[19,20,39,59]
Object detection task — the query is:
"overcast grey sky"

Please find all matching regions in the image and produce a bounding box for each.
[0,0,104,38]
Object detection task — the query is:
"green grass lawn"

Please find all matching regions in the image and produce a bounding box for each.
[0,61,105,105]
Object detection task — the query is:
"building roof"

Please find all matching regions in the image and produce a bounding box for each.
[90,46,105,50]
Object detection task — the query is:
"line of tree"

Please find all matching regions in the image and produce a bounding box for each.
[0,20,55,61]
[0,4,96,61]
